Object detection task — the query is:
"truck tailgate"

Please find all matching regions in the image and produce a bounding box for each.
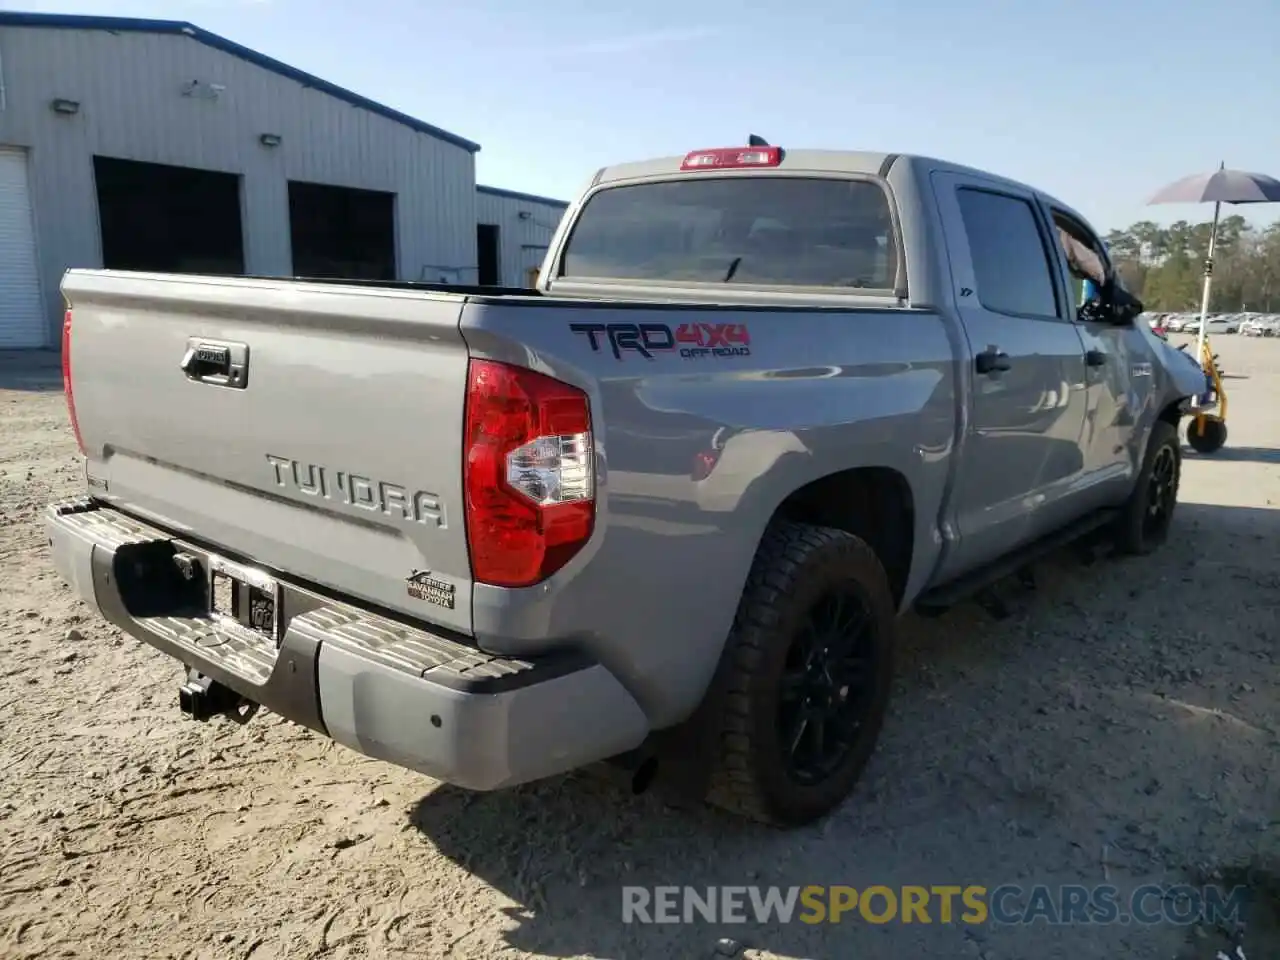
[62,270,475,634]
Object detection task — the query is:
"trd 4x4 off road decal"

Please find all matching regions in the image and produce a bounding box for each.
[570,321,751,360]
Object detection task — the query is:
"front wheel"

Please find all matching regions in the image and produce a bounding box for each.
[704,522,896,826]
[1114,420,1181,555]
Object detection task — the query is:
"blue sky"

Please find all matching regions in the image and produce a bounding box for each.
[9,0,1280,231]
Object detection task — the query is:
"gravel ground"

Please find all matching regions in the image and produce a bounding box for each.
[1,335,1277,960]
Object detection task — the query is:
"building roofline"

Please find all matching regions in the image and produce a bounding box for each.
[0,11,481,153]
[477,184,569,208]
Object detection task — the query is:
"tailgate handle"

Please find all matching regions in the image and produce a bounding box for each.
[181,339,249,389]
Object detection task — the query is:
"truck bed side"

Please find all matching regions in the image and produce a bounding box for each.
[458,298,957,726]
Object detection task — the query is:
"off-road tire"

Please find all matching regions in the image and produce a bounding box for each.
[704,522,896,826]
[1114,420,1181,555]
[1187,416,1228,455]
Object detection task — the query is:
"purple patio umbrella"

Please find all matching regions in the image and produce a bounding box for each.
[1148,163,1280,357]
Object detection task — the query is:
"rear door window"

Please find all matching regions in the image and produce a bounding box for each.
[560,177,898,290]
[956,188,1061,320]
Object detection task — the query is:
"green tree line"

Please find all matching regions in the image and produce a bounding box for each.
[1103,217,1280,312]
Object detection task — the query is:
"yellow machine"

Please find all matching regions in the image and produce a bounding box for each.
[1186,333,1228,453]
[1145,162,1280,455]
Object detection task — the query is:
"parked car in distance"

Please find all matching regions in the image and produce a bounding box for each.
[48,144,1208,827]
[1240,314,1280,337]
[1185,315,1239,335]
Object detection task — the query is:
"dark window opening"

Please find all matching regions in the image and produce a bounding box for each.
[93,156,244,274]
[560,176,897,289]
[956,188,1060,320]
[1052,211,1109,306]
[477,223,501,285]
[288,181,396,280]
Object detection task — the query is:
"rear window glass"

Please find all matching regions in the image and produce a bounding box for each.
[559,177,897,289]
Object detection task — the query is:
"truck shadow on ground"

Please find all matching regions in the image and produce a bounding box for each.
[409,501,1280,960]
[1182,444,1280,464]
[0,351,62,392]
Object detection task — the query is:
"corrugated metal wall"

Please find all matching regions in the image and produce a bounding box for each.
[475,187,568,288]
[0,24,478,346]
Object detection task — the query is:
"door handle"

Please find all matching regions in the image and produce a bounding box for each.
[181,338,249,388]
[975,349,1012,375]
[1085,349,1107,367]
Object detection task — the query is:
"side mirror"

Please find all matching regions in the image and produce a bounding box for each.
[1091,273,1142,325]
[1079,276,1143,325]
[1106,280,1144,324]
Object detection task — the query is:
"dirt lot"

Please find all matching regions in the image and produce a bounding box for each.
[2,336,1277,960]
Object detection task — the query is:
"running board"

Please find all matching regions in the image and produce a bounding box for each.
[915,508,1118,614]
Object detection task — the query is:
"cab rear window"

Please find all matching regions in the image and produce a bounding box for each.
[559,177,898,290]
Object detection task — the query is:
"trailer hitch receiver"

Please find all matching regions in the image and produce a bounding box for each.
[178,669,259,724]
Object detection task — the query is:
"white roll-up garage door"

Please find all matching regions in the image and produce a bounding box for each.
[0,147,45,348]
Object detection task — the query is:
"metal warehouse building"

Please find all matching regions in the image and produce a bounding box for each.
[0,12,567,349]
[475,185,568,288]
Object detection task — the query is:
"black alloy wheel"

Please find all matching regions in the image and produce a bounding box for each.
[777,589,880,787]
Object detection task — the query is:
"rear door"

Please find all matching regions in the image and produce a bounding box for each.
[930,172,1090,581]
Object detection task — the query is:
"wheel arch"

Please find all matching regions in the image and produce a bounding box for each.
[769,465,916,609]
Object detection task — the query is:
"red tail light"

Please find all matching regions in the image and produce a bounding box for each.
[463,359,595,587]
[681,146,782,171]
[61,309,86,455]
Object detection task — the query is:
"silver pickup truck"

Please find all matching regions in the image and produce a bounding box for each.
[48,144,1207,826]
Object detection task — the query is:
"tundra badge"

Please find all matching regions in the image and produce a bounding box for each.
[406,569,455,609]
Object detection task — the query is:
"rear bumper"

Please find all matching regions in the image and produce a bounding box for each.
[46,498,649,791]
